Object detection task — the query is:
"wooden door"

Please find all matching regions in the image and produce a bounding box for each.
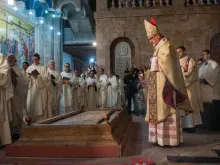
[211,33,220,64]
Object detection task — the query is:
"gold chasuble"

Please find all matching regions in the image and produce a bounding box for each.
[145,38,192,124]
[144,18,192,146]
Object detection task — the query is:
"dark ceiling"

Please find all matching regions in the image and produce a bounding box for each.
[63,44,96,62]
[62,0,96,62]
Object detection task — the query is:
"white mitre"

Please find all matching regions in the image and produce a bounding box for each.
[144,17,160,39]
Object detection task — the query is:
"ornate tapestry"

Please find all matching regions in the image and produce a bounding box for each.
[148,71,157,124]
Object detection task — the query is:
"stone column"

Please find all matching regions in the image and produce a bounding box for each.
[35,24,44,62]
[43,16,53,65]
[96,0,108,11]
[53,18,62,71]
[34,25,39,54]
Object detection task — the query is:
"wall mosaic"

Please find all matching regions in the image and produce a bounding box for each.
[0,7,34,67]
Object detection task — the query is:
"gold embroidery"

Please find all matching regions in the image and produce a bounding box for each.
[148,71,157,124]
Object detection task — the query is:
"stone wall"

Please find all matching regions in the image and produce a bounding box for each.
[95,1,220,70]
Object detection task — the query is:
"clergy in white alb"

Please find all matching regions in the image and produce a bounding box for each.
[22,62,29,71]
[72,69,80,111]
[81,69,89,79]
[86,71,97,108]
[0,54,13,146]
[21,61,30,117]
[60,63,74,114]
[6,54,29,137]
[177,46,203,133]
[97,68,108,108]
[79,73,88,108]
[198,50,220,130]
[26,53,52,122]
[48,60,62,116]
[107,71,119,108]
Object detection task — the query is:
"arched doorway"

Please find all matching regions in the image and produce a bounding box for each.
[110,37,134,77]
[210,33,220,64]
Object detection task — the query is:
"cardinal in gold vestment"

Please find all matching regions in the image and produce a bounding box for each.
[144,18,192,146]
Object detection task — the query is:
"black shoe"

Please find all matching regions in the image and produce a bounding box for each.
[182,128,188,132]
[12,133,20,141]
[187,127,196,133]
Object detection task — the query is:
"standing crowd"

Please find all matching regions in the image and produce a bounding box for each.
[1,17,220,148]
[0,52,147,147]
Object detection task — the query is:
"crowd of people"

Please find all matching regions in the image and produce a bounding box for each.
[1,17,220,148]
[0,52,149,147]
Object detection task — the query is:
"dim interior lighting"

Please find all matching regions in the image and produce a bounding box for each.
[50,26,53,30]
[45,10,48,13]
[13,7,18,10]
[40,20,44,24]
[29,11,33,15]
[90,58,94,63]
[8,0,14,5]
[56,12,61,17]
[52,14,55,18]
[92,42,97,46]
[57,32,61,35]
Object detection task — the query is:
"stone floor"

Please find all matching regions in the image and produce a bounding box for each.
[0,116,220,165]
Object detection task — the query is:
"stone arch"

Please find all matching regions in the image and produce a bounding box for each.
[107,32,140,70]
[55,0,81,11]
[205,27,220,49]
[110,37,134,75]
[210,33,220,64]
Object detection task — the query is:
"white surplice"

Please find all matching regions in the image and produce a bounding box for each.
[79,76,88,108]
[199,60,220,102]
[86,77,97,109]
[107,75,118,108]
[97,74,108,108]
[72,76,80,111]
[47,68,62,116]
[179,56,203,128]
[60,71,74,114]
[0,55,13,146]
[26,64,52,122]
[9,65,29,134]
